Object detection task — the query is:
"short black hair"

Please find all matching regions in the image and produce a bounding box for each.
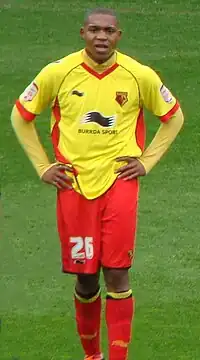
[84,8,118,25]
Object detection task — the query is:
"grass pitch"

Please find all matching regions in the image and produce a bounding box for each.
[1,1,200,359]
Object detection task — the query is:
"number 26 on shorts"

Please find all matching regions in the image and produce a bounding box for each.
[70,236,94,260]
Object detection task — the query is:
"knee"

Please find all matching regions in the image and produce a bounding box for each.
[103,268,130,292]
[76,273,99,295]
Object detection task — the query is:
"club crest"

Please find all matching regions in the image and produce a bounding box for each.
[115,92,128,106]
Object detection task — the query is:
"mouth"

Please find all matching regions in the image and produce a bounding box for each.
[94,44,109,53]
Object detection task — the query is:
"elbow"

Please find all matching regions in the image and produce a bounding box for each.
[11,104,19,120]
[167,107,184,132]
[11,105,17,127]
[11,104,28,133]
[178,107,184,127]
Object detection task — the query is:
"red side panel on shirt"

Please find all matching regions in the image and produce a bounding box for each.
[51,97,74,167]
[135,109,146,152]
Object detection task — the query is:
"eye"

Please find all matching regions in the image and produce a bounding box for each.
[89,27,98,33]
[106,28,116,34]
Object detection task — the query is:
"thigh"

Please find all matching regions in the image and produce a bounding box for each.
[57,189,101,274]
[101,179,139,269]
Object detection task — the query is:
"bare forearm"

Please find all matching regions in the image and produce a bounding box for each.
[139,107,184,173]
[11,105,54,177]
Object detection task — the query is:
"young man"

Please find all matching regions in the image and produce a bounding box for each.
[11,8,184,360]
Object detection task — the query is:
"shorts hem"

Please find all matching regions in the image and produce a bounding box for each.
[101,265,132,270]
[62,269,99,275]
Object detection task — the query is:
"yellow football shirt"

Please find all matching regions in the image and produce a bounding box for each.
[16,49,179,199]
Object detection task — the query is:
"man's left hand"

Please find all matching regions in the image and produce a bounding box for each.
[115,156,146,180]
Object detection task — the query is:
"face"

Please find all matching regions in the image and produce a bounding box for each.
[80,13,122,63]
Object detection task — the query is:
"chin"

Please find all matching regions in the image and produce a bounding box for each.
[94,52,112,63]
[86,48,113,64]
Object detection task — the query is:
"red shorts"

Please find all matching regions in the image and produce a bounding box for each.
[57,178,139,274]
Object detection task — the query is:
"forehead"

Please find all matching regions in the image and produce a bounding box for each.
[86,13,118,27]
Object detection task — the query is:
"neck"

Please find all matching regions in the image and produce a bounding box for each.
[85,48,114,64]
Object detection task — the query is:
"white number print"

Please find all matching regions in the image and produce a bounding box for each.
[70,237,94,260]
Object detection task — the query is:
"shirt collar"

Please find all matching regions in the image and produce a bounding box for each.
[82,49,117,72]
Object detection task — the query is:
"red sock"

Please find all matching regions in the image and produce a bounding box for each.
[74,289,101,357]
[106,291,134,360]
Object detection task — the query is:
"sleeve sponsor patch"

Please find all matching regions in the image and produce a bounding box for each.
[160,85,173,103]
[22,82,38,101]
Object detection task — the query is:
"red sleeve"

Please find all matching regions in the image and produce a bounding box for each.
[15,99,36,122]
[159,101,180,123]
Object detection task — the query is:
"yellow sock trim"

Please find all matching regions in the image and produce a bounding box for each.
[107,289,132,300]
[80,332,97,339]
[112,340,129,348]
[75,288,101,303]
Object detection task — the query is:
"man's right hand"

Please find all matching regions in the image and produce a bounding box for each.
[41,164,74,190]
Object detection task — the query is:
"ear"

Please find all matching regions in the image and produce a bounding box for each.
[80,27,85,40]
[118,29,122,40]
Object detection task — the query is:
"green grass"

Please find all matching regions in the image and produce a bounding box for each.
[1,0,200,359]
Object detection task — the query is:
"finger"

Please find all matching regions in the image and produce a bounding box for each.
[118,169,139,179]
[115,156,135,163]
[115,163,138,173]
[57,164,74,172]
[124,174,139,180]
[52,180,73,190]
[52,181,62,189]
[56,171,74,183]
[54,177,73,189]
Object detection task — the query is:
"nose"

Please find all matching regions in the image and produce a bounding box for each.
[96,30,107,40]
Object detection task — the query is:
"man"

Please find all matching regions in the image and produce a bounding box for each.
[11,7,184,360]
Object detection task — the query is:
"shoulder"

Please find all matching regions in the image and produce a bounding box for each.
[39,50,83,78]
[116,51,157,81]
